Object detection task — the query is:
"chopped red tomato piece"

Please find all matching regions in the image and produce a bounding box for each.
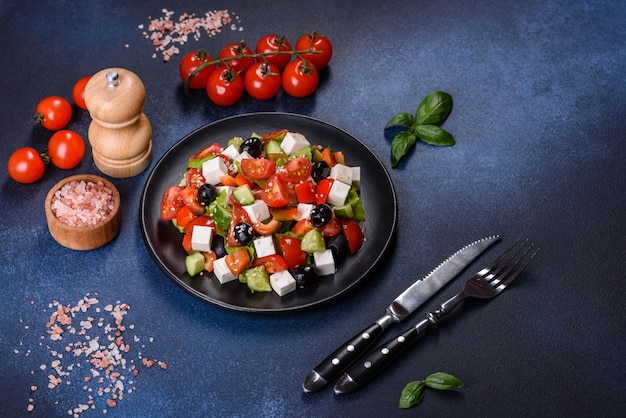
[241,158,276,180]
[277,156,312,184]
[176,206,196,228]
[185,168,206,189]
[262,174,290,207]
[191,143,222,160]
[315,178,334,204]
[253,254,288,273]
[340,218,364,253]
[279,236,307,269]
[180,186,205,215]
[183,215,216,234]
[291,219,314,236]
[182,233,193,254]
[160,185,184,220]
[319,215,342,237]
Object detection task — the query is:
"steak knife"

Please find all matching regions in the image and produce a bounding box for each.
[302,235,500,393]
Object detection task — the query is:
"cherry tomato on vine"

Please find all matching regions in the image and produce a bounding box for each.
[179,49,216,90]
[282,59,319,98]
[72,76,91,110]
[7,147,46,184]
[206,67,244,106]
[34,96,72,131]
[255,34,292,70]
[217,41,255,74]
[244,62,282,100]
[295,32,333,70]
[47,130,85,169]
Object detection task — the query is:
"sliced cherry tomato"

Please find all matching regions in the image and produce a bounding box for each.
[182,214,216,235]
[319,215,342,237]
[253,254,288,273]
[279,236,307,269]
[262,129,288,141]
[295,32,333,70]
[176,206,196,228]
[7,147,46,184]
[277,157,312,184]
[241,158,276,180]
[252,219,282,235]
[226,202,253,246]
[217,41,255,74]
[294,180,316,203]
[191,143,223,160]
[244,61,282,100]
[48,130,85,169]
[34,96,72,131]
[262,174,290,207]
[225,247,251,276]
[255,34,292,70]
[186,168,206,189]
[340,218,364,253]
[282,59,319,98]
[179,49,216,90]
[291,219,314,236]
[206,67,244,106]
[160,185,184,220]
[72,76,91,110]
[269,207,300,221]
[182,233,193,254]
[180,186,205,215]
[315,178,334,204]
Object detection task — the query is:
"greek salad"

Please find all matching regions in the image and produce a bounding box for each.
[160,129,365,297]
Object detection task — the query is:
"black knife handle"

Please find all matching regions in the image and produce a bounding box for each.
[302,316,393,393]
[334,319,431,394]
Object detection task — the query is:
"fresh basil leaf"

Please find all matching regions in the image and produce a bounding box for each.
[399,380,425,409]
[415,91,453,126]
[424,372,465,390]
[385,112,414,129]
[390,129,418,167]
[415,125,456,146]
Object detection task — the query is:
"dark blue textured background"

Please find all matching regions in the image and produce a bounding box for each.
[1,0,625,416]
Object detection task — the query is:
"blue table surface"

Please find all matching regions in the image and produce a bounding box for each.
[1,0,625,416]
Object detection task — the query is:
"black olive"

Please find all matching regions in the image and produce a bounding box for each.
[233,222,253,245]
[310,204,333,228]
[212,234,227,258]
[311,161,331,183]
[198,183,217,206]
[326,233,350,263]
[239,137,264,158]
[292,265,319,289]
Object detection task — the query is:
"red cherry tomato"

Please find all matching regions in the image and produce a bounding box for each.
[295,32,333,70]
[47,130,85,169]
[255,34,292,70]
[278,236,307,269]
[183,215,216,234]
[262,174,290,207]
[340,218,364,253]
[179,49,216,90]
[277,156,312,184]
[206,68,244,106]
[176,206,197,228]
[244,62,282,100]
[217,41,255,74]
[241,158,276,179]
[7,147,46,184]
[72,76,91,110]
[185,167,206,189]
[253,254,289,273]
[160,185,184,220]
[319,215,342,237]
[282,59,319,98]
[34,96,72,131]
[180,186,205,215]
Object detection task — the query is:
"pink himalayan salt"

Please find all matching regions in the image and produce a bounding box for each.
[50,180,115,227]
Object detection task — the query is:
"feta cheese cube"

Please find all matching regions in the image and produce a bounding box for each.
[253,235,276,258]
[213,256,237,284]
[221,144,240,160]
[326,180,351,206]
[270,270,296,296]
[202,157,229,185]
[313,249,336,276]
[296,203,315,221]
[351,167,361,189]
[243,200,271,223]
[235,151,253,164]
[280,132,310,155]
[190,225,213,252]
[330,163,353,185]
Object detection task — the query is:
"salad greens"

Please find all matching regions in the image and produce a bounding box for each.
[399,372,465,409]
[385,91,456,167]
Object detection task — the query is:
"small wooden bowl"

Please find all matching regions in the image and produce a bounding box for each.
[45,174,122,250]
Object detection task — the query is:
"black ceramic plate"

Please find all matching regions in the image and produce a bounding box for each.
[140,113,396,313]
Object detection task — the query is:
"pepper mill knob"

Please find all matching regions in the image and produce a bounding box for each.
[84,68,152,178]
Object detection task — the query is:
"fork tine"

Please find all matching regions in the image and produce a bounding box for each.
[493,242,538,291]
[480,235,526,280]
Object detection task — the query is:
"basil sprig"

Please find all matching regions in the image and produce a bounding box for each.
[399,372,465,409]
[385,91,455,167]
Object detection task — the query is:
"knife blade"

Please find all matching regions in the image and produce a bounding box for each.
[302,235,500,393]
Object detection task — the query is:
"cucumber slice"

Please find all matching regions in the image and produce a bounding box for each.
[266,140,287,160]
[243,266,271,292]
[294,146,313,161]
[232,184,255,205]
[333,204,354,219]
[301,229,326,253]
[185,252,205,277]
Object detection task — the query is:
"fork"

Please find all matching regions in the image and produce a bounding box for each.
[334,236,538,395]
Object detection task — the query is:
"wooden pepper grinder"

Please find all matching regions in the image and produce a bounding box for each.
[84,68,152,178]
